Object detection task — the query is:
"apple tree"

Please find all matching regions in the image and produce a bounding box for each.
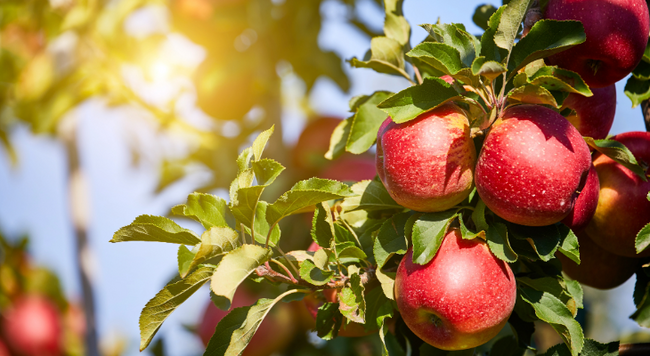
[111,0,650,355]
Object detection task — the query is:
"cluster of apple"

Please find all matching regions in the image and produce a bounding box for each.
[374,0,650,351]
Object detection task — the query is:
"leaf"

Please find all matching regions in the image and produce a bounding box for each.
[558,224,581,264]
[248,201,281,246]
[230,186,265,228]
[139,266,214,350]
[339,271,366,323]
[336,242,368,260]
[459,216,483,240]
[486,222,518,263]
[346,91,393,154]
[349,37,410,79]
[584,138,648,182]
[252,125,274,161]
[509,224,563,262]
[266,178,356,227]
[624,75,650,107]
[341,179,402,212]
[171,193,230,230]
[251,159,285,186]
[529,66,592,97]
[210,245,272,310]
[203,290,300,356]
[633,58,650,80]
[373,213,410,299]
[325,117,352,160]
[471,57,507,80]
[111,215,201,245]
[184,227,241,277]
[481,6,508,63]
[636,223,650,254]
[406,42,465,75]
[377,77,460,124]
[519,286,584,356]
[564,279,584,310]
[364,287,394,331]
[508,20,586,73]
[411,211,457,265]
[518,277,580,316]
[299,259,335,286]
[471,199,489,232]
[316,302,343,340]
[473,4,498,31]
[489,336,526,356]
[383,0,410,46]
[178,245,195,277]
[421,23,480,67]
[539,339,618,356]
[494,0,532,53]
[311,202,336,248]
[508,84,558,107]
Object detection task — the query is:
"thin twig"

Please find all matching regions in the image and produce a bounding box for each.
[275,245,301,278]
[269,259,298,284]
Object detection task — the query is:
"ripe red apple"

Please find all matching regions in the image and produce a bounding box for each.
[561,164,600,232]
[562,85,616,140]
[395,229,517,350]
[376,103,477,212]
[545,0,650,88]
[197,287,295,356]
[557,231,640,289]
[293,117,343,173]
[0,339,9,356]
[318,156,376,182]
[2,295,63,356]
[475,105,592,226]
[585,131,650,257]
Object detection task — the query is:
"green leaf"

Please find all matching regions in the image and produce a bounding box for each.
[459,215,483,240]
[171,193,230,230]
[204,289,301,356]
[346,91,393,154]
[508,84,558,107]
[625,75,650,107]
[210,245,272,310]
[178,245,195,277]
[518,277,580,316]
[471,57,507,80]
[235,147,254,175]
[183,227,240,277]
[349,37,410,79]
[140,266,214,351]
[316,302,343,340]
[489,336,526,356]
[471,199,489,232]
[230,186,265,228]
[509,20,586,73]
[473,4,498,31]
[266,178,356,227]
[519,286,584,356]
[341,179,402,212]
[407,42,465,75]
[336,242,368,260]
[634,59,650,80]
[631,275,650,327]
[311,202,336,248]
[252,125,274,161]
[339,270,366,323]
[539,339,618,356]
[247,201,281,246]
[377,77,460,124]
[325,117,352,160]
[299,259,335,286]
[527,66,592,97]
[383,0,410,46]
[251,159,285,186]
[584,138,648,182]
[364,287,394,331]
[111,215,201,245]
[509,224,563,262]
[636,223,650,254]
[486,222,518,263]
[494,0,532,53]
[421,23,480,67]
[564,278,584,310]
[373,213,410,299]
[558,224,581,264]
[481,6,508,63]
[411,211,457,265]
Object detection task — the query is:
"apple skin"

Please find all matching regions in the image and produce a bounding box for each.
[585,131,650,257]
[293,117,343,173]
[0,339,9,356]
[557,230,640,289]
[561,164,600,232]
[1,295,63,356]
[562,85,616,140]
[545,0,650,88]
[319,156,376,182]
[395,229,517,350]
[376,103,476,212]
[197,287,295,356]
[475,105,592,226]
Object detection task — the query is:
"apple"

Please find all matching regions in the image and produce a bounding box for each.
[293,117,343,174]
[376,103,476,212]
[561,164,600,232]
[475,104,592,226]
[318,156,376,182]
[557,230,640,289]
[2,295,63,356]
[197,287,295,356]
[562,85,616,140]
[545,0,650,88]
[0,340,9,356]
[585,131,650,257]
[395,229,517,350]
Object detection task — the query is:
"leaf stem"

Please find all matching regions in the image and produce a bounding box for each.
[264,221,279,249]
[413,65,424,85]
[269,259,298,284]
[275,245,301,279]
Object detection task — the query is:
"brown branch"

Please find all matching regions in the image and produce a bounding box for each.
[641,99,650,132]
[620,343,650,355]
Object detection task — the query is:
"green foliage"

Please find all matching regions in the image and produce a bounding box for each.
[411,210,457,265]
[377,78,460,123]
[111,215,201,245]
[583,138,648,182]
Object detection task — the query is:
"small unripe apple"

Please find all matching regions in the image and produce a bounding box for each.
[545,0,650,88]
[585,131,650,257]
[561,164,600,232]
[475,105,591,226]
[376,103,476,212]
[2,295,63,356]
[557,231,640,289]
[395,229,517,350]
[562,85,616,140]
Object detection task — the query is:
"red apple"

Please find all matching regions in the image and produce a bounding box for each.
[2,295,63,356]
[545,0,650,88]
[557,230,640,289]
[475,105,592,226]
[0,339,9,356]
[561,164,600,231]
[197,287,295,356]
[585,131,650,257]
[395,229,517,350]
[376,103,476,212]
[318,157,376,182]
[562,85,616,140]
[293,117,343,173]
